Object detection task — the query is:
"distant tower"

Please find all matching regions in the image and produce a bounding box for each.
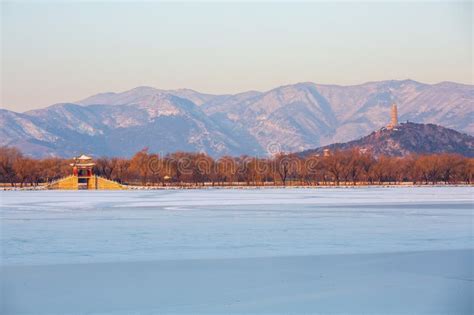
[387,103,398,130]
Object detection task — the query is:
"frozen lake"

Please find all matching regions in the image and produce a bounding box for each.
[1,187,473,313]
[1,187,473,265]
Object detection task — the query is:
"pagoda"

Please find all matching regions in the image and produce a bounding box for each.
[386,104,398,130]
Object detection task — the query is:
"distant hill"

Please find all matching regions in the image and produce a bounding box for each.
[301,122,474,157]
[1,80,473,157]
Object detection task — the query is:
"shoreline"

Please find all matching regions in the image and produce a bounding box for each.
[2,183,473,191]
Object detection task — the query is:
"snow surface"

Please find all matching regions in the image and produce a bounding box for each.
[1,187,472,265]
[1,187,473,313]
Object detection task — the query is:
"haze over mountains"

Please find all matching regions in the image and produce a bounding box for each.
[1,80,472,158]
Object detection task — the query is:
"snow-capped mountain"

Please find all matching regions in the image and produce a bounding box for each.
[201,80,473,152]
[1,80,472,157]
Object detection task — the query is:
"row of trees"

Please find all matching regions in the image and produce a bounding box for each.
[1,146,473,187]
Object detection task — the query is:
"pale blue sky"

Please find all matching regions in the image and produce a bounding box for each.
[1,1,472,111]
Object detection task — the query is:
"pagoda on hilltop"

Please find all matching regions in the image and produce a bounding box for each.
[386,104,398,130]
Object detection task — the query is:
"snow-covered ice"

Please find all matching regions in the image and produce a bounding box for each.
[1,187,473,314]
[2,187,472,265]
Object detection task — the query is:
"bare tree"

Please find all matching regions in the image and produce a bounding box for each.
[0,146,22,186]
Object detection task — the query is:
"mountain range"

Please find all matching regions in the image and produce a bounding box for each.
[1,80,473,157]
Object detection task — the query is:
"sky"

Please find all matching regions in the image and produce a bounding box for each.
[1,1,472,112]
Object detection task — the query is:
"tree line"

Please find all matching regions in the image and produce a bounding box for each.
[0,146,472,187]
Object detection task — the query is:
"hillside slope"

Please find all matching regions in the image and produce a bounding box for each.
[301,122,474,157]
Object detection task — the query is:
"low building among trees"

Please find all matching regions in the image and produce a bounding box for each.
[47,155,124,190]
